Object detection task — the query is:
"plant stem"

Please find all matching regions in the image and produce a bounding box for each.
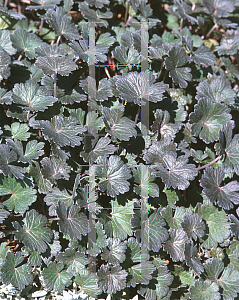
[56,36,61,46]
[179,18,183,31]
[206,23,217,38]
[125,15,133,27]
[157,62,164,81]
[124,0,129,24]
[135,106,141,124]
[197,155,222,170]
[38,18,44,34]
[17,50,24,61]
[27,110,30,121]
[104,67,111,78]
[216,59,222,73]
[4,0,8,7]
[53,72,57,98]
[48,218,60,221]
[163,70,168,82]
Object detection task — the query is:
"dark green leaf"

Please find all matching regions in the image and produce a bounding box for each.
[56,248,88,275]
[143,138,177,165]
[28,251,42,267]
[165,44,192,88]
[86,222,108,256]
[204,258,224,282]
[80,77,113,102]
[202,207,230,249]
[133,165,159,198]
[1,252,33,290]
[152,151,198,190]
[189,99,232,144]
[189,280,220,300]
[200,166,239,210]
[0,30,16,55]
[42,261,72,293]
[12,209,53,253]
[0,203,10,224]
[115,71,167,105]
[196,76,236,106]
[0,177,37,214]
[95,155,132,198]
[0,144,25,179]
[140,266,174,299]
[74,269,102,297]
[223,134,239,175]
[35,45,77,76]
[12,81,57,112]
[97,264,128,294]
[44,187,73,216]
[185,242,204,275]
[70,40,108,63]
[229,214,239,238]
[219,266,239,300]
[78,2,113,27]
[112,46,140,65]
[5,122,30,141]
[80,136,117,164]
[102,104,137,141]
[39,116,86,147]
[161,206,186,230]
[127,237,149,263]
[127,260,156,287]
[215,29,239,55]
[181,213,205,240]
[0,46,11,81]
[137,211,169,252]
[192,45,216,67]
[29,161,52,194]
[41,156,71,183]
[26,0,60,10]
[46,9,81,40]
[163,228,189,262]
[11,29,42,59]
[57,201,90,241]
[110,198,134,240]
[101,237,126,265]
[85,0,109,8]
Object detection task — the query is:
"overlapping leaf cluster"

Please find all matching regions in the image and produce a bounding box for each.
[0,0,239,299]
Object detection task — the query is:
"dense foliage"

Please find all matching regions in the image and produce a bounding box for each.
[0,0,239,299]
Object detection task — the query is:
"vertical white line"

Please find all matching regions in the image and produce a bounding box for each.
[88,22,96,273]
[88,22,96,101]
[140,165,149,266]
[140,21,149,277]
[140,21,149,130]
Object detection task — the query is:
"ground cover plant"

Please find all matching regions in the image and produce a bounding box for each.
[0,0,239,299]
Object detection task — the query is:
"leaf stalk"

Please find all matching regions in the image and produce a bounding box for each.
[197,155,222,170]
